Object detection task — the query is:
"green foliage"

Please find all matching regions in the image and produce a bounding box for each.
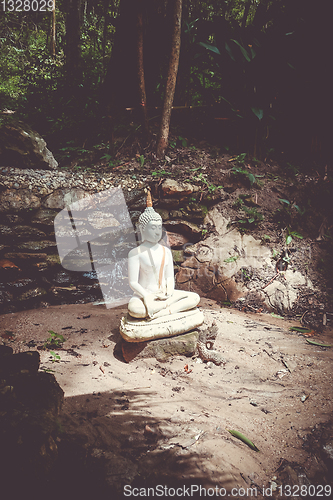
[49,351,61,363]
[279,199,305,216]
[193,172,223,192]
[44,330,65,350]
[152,170,171,177]
[233,195,264,229]
[0,0,327,164]
[224,255,239,263]
[169,136,188,149]
[262,234,271,242]
[285,227,303,245]
[238,205,264,227]
[137,155,145,167]
[231,158,263,186]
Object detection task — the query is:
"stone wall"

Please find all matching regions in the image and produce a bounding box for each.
[0,169,213,314]
[0,345,64,493]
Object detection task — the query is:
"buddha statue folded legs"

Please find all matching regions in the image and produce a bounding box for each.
[119,190,204,343]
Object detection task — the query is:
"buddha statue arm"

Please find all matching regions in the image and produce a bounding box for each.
[164,248,175,298]
[128,250,149,299]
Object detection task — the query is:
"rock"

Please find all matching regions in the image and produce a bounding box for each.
[52,270,77,284]
[0,224,15,241]
[161,179,199,197]
[121,330,199,362]
[158,198,180,209]
[13,225,47,240]
[171,249,185,264]
[6,278,34,290]
[163,220,202,237]
[263,270,310,313]
[88,211,120,229]
[45,254,61,266]
[185,204,208,221]
[0,345,13,356]
[0,289,14,304]
[1,214,24,224]
[43,188,90,209]
[16,240,57,251]
[176,267,196,284]
[155,208,170,221]
[17,287,47,301]
[175,206,314,311]
[123,188,146,209]
[4,252,48,261]
[0,189,41,212]
[0,350,40,377]
[31,209,59,226]
[0,346,64,491]
[166,231,190,248]
[0,118,58,170]
[205,207,230,234]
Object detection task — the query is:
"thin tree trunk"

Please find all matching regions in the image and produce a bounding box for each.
[102,0,110,75]
[136,0,149,143]
[65,0,83,84]
[156,0,182,159]
[51,0,56,57]
[241,0,251,30]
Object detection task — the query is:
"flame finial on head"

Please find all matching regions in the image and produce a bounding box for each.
[146,189,153,208]
[138,187,162,230]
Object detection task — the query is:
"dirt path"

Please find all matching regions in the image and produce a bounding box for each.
[1,300,332,498]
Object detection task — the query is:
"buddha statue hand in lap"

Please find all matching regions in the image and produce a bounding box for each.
[120,190,204,342]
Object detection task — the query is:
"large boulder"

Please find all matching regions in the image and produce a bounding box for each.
[0,118,58,170]
[176,207,315,313]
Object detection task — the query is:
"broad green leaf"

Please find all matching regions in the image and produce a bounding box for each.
[251,107,264,121]
[224,256,239,263]
[231,39,251,62]
[279,199,290,205]
[248,218,255,223]
[291,231,303,239]
[225,42,235,61]
[228,430,259,452]
[289,327,312,333]
[306,339,332,348]
[198,42,221,55]
[248,173,256,185]
[286,235,293,245]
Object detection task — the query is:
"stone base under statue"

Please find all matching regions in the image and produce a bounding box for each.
[119,308,204,343]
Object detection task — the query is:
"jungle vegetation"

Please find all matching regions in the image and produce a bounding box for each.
[0,0,330,164]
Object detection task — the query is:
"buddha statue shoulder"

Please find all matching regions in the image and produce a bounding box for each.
[119,190,204,342]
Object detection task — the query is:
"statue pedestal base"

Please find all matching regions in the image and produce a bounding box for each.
[119,308,204,343]
[121,330,199,363]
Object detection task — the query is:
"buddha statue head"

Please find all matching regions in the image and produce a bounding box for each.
[138,190,163,244]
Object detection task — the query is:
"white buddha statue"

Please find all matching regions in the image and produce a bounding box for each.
[119,190,204,342]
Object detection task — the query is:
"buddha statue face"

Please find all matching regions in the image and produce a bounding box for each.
[140,220,162,244]
[138,200,163,244]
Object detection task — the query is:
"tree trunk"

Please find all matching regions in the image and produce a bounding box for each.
[156,0,182,159]
[65,0,83,84]
[50,0,56,57]
[241,0,252,30]
[136,0,149,144]
[102,0,110,75]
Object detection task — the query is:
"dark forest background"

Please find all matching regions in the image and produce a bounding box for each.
[0,0,331,166]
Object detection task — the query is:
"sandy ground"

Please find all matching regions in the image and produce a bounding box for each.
[1,298,332,498]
